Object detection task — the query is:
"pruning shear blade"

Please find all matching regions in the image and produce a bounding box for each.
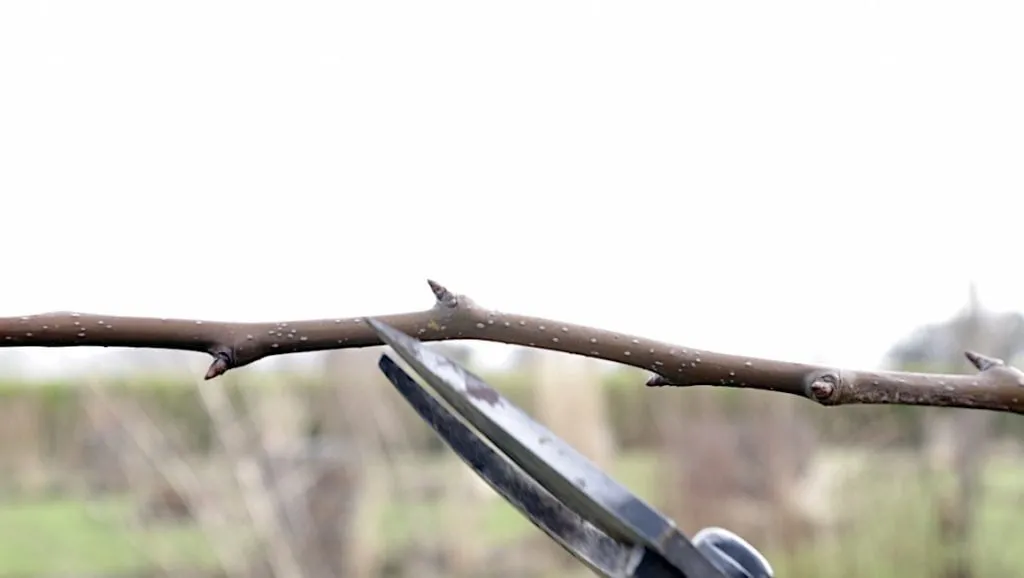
[368,319,728,578]
[377,354,645,577]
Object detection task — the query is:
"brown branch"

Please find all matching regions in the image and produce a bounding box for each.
[4,280,1024,414]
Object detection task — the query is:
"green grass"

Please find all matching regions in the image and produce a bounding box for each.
[0,497,213,577]
[8,452,1024,578]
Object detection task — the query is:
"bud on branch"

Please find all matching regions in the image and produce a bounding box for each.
[3,280,1023,414]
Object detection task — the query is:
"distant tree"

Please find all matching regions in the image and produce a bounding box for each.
[886,303,1024,371]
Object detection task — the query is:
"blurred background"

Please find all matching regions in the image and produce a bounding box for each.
[3,0,1024,576]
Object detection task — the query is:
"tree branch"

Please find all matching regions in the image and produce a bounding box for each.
[3,280,1024,414]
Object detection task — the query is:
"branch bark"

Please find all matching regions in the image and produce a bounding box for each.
[4,280,1024,414]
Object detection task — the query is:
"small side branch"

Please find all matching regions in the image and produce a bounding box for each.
[4,280,1024,414]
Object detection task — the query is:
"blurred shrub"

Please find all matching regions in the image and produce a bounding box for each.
[5,369,1024,464]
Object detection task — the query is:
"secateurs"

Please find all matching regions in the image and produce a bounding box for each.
[367,318,773,578]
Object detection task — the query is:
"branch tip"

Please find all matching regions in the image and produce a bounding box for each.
[427,279,458,308]
[965,350,1004,372]
[205,356,231,380]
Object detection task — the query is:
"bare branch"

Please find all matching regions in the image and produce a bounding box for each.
[4,279,1024,414]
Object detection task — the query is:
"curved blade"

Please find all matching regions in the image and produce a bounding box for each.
[367,319,726,578]
[377,353,645,578]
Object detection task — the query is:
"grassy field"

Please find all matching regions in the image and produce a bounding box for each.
[0,497,213,577]
[4,451,1024,578]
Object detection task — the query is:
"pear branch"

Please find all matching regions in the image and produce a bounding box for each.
[3,280,1024,414]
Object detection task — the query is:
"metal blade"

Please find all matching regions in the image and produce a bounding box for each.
[367,319,726,578]
[376,353,646,578]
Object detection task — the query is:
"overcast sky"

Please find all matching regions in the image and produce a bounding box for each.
[2,0,1022,377]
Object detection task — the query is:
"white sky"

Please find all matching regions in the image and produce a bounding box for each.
[2,0,1023,377]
